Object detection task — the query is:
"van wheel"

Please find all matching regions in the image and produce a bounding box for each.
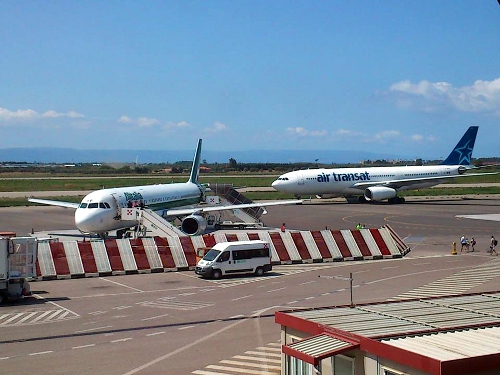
[255,267,264,276]
[212,269,222,280]
[0,293,5,305]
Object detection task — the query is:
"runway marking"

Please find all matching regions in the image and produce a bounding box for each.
[388,258,500,300]
[111,338,132,343]
[231,295,252,301]
[121,306,278,375]
[100,277,144,292]
[29,351,53,356]
[267,287,286,293]
[72,344,96,350]
[141,313,169,321]
[192,342,281,375]
[75,325,113,334]
[146,331,165,336]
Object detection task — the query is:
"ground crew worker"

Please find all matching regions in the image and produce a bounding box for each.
[489,236,498,256]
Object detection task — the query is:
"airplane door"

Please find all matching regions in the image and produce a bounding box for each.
[298,173,305,185]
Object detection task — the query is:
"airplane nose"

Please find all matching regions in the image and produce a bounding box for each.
[75,209,98,233]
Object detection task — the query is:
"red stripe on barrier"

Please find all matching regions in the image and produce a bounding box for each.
[50,242,70,275]
[351,230,371,257]
[129,238,150,270]
[370,229,391,256]
[179,237,197,267]
[290,232,312,260]
[153,237,176,268]
[202,234,217,247]
[36,261,41,278]
[331,230,352,258]
[104,240,125,271]
[247,233,261,241]
[269,232,290,261]
[311,231,333,258]
[224,234,239,242]
[78,241,98,273]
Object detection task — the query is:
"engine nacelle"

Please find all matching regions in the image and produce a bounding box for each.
[364,186,397,201]
[181,215,207,235]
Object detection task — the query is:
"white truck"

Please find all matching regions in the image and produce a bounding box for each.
[195,240,272,279]
[0,237,38,304]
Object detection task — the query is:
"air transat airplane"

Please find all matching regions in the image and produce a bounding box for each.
[272,126,495,204]
[29,139,301,237]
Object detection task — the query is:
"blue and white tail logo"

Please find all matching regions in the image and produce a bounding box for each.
[440,126,478,166]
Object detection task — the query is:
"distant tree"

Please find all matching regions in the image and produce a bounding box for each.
[229,158,237,168]
[415,158,423,166]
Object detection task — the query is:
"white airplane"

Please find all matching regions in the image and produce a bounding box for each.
[29,139,301,237]
[272,126,496,204]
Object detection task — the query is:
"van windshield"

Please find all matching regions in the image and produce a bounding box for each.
[202,249,221,261]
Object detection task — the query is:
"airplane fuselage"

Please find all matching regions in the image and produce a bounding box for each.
[75,182,203,234]
[272,165,461,197]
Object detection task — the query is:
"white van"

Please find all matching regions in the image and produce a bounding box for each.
[195,240,272,279]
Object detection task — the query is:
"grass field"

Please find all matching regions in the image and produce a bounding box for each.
[1,172,499,207]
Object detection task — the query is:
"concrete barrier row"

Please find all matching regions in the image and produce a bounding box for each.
[35,226,410,280]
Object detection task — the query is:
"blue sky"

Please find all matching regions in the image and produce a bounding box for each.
[1,1,500,161]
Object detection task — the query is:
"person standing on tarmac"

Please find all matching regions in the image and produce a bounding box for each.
[470,237,476,252]
[460,235,469,252]
[489,236,498,256]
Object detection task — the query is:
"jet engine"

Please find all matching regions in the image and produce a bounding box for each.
[181,214,207,235]
[364,186,397,201]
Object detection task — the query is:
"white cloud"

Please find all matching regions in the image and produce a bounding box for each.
[137,117,160,127]
[164,121,190,129]
[375,130,400,140]
[411,134,424,142]
[204,121,229,133]
[119,116,133,123]
[118,115,161,127]
[286,126,327,137]
[0,107,40,121]
[389,78,500,115]
[0,107,85,122]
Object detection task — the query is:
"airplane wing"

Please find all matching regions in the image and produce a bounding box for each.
[165,199,302,217]
[28,197,80,209]
[351,172,499,190]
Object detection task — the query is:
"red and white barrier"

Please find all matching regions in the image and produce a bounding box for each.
[35,226,409,280]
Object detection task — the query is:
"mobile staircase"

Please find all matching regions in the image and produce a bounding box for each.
[208,183,265,224]
[121,208,186,238]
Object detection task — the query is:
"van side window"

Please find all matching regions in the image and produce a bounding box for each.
[233,250,252,260]
[218,252,230,262]
[252,248,270,258]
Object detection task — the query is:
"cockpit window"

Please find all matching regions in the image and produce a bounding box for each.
[79,203,88,208]
[99,202,106,208]
[104,202,111,208]
[88,203,98,208]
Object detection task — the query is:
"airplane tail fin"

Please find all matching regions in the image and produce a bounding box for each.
[440,126,478,166]
[188,139,202,183]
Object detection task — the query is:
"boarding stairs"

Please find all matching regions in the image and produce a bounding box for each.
[208,183,264,224]
[121,208,185,238]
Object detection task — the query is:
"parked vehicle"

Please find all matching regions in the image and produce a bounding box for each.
[195,240,272,279]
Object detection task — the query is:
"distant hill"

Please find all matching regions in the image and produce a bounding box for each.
[0,147,406,164]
